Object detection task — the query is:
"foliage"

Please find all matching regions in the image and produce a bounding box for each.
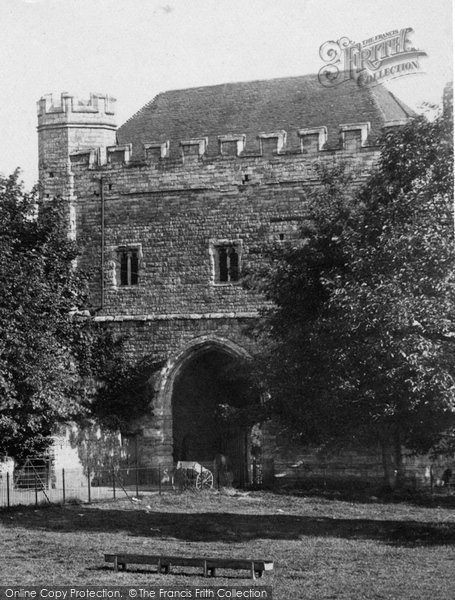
[90,356,162,432]
[67,423,126,478]
[212,358,265,429]
[0,172,128,459]
[253,112,455,484]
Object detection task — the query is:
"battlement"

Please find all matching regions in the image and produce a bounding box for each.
[69,121,383,170]
[37,93,117,129]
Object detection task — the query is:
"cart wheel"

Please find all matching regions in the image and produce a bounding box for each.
[196,470,214,490]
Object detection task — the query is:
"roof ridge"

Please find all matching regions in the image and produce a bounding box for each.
[148,72,319,97]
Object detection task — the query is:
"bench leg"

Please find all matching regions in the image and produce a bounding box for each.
[203,561,207,577]
[251,563,255,580]
[114,557,118,572]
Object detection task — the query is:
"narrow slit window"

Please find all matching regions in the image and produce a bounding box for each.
[219,247,228,282]
[130,251,139,285]
[118,248,139,286]
[120,252,128,286]
[229,248,239,281]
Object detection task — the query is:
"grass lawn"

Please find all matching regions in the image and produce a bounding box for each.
[0,490,454,599]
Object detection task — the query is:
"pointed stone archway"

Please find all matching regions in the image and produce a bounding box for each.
[154,336,255,485]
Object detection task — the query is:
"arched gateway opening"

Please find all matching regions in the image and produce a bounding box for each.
[165,339,258,486]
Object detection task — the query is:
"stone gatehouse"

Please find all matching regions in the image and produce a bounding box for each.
[37,74,415,484]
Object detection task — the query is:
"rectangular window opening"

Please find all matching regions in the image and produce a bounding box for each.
[213,243,241,284]
[118,248,139,286]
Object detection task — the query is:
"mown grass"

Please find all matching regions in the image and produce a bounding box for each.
[1,490,454,599]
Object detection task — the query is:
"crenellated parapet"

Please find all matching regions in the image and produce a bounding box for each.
[68,119,385,171]
[37,92,118,203]
[37,92,116,129]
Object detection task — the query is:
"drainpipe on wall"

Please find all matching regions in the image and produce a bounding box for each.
[100,176,105,311]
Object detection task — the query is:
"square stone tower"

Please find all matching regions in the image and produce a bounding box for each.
[37,92,117,203]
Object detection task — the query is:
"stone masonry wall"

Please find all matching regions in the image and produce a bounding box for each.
[71,147,379,326]
[65,145,381,470]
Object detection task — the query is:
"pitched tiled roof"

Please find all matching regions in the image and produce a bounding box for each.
[117,73,415,158]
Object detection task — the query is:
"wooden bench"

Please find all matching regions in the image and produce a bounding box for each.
[104,553,274,579]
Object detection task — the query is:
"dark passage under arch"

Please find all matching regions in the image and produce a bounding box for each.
[172,347,257,486]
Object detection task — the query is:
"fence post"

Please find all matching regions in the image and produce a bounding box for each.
[34,473,38,506]
[112,469,116,501]
[62,469,66,505]
[87,467,91,504]
[135,437,140,498]
[159,465,161,495]
[6,472,10,508]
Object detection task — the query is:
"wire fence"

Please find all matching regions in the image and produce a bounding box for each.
[0,459,452,508]
[0,461,228,508]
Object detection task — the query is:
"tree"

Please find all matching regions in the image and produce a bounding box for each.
[0,172,124,459]
[253,111,455,488]
[90,356,162,432]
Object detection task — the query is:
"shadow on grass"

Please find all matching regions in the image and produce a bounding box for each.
[0,505,453,548]
[278,486,455,509]
[92,565,242,579]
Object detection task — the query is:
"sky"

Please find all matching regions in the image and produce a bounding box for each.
[0,0,452,189]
